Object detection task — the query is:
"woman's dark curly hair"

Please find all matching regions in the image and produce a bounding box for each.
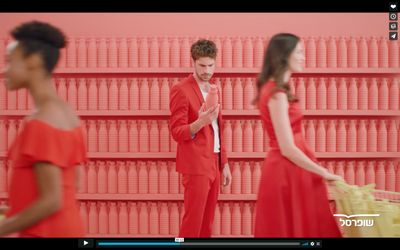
[10,21,67,73]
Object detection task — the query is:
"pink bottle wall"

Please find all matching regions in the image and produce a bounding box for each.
[0,13,399,238]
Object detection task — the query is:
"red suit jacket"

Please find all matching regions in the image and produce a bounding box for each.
[169,74,228,176]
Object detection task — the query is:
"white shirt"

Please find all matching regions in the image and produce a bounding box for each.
[200,88,220,153]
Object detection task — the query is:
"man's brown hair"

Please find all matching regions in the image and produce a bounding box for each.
[191,39,217,61]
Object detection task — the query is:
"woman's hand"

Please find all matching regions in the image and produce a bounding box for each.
[0,205,9,236]
[322,170,345,182]
[0,205,9,217]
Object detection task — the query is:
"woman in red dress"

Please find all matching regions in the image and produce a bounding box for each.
[0,21,86,237]
[253,33,343,237]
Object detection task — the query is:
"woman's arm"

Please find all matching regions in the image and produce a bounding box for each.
[0,162,62,236]
[268,92,342,181]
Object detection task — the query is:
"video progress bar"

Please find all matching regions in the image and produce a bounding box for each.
[97,242,304,247]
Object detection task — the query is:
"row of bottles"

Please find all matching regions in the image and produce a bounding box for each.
[222,119,400,153]
[0,118,176,153]
[304,36,399,68]
[290,77,399,111]
[79,201,185,236]
[220,161,262,195]
[301,119,400,153]
[0,119,21,152]
[0,77,258,111]
[1,37,398,69]
[320,160,400,192]
[0,78,34,111]
[2,77,398,112]
[0,77,181,111]
[77,201,256,236]
[83,119,176,153]
[77,161,185,195]
[0,160,10,193]
[1,118,399,154]
[212,201,256,236]
[223,120,269,153]
[93,159,252,196]
[0,159,263,195]
[219,160,400,194]
[0,36,260,69]
[2,159,400,196]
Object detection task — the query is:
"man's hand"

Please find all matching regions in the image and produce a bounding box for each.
[221,163,232,187]
[189,103,220,136]
[198,103,219,126]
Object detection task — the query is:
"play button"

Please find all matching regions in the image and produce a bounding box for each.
[79,239,94,248]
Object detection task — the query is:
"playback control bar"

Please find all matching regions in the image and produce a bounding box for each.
[78,238,322,248]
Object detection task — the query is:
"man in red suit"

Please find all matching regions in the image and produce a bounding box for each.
[169,39,232,238]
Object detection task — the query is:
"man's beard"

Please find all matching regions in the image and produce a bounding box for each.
[198,73,212,81]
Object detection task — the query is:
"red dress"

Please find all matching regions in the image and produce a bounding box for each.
[6,119,87,237]
[254,81,342,237]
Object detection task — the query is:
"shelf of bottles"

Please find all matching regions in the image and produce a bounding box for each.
[0,36,399,72]
[0,36,399,237]
[1,117,399,158]
[0,195,256,238]
[1,76,399,116]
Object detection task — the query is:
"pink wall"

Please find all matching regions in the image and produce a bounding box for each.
[0,13,387,38]
[0,13,399,238]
